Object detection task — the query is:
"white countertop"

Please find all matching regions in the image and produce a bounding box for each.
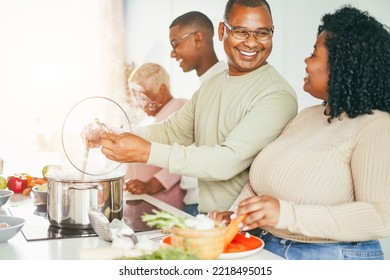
[0,193,283,260]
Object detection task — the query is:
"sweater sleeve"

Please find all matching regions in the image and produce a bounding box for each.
[277,117,390,241]
[148,91,297,180]
[142,92,197,147]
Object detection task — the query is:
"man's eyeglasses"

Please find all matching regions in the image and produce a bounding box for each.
[223,21,273,41]
[171,31,197,50]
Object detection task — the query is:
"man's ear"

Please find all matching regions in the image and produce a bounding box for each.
[194,31,203,47]
[218,22,225,41]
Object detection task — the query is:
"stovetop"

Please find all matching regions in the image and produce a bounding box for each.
[8,204,97,241]
[8,198,162,241]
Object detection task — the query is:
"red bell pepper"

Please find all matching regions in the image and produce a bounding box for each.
[7,175,28,193]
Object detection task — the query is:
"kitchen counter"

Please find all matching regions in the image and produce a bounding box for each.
[0,192,283,260]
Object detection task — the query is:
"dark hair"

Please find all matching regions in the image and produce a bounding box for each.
[169,11,214,35]
[318,6,390,120]
[224,0,272,22]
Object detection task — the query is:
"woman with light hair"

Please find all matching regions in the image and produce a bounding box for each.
[124,62,188,210]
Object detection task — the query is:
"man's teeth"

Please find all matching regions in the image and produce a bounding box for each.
[178,58,183,64]
[240,50,257,57]
[305,73,309,78]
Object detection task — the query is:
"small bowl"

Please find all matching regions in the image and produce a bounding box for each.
[170,224,226,260]
[0,215,25,243]
[32,184,48,203]
[0,189,14,208]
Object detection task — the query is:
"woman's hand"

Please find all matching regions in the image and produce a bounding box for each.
[125,177,164,195]
[125,179,150,195]
[100,132,151,163]
[235,195,280,231]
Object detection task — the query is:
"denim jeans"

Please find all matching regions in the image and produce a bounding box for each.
[184,203,199,216]
[255,230,384,260]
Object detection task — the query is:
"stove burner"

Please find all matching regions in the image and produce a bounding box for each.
[9,198,161,241]
[8,204,98,241]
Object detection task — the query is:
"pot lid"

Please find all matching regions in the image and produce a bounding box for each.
[61,96,131,176]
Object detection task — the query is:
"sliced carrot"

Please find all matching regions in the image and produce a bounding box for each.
[223,213,248,249]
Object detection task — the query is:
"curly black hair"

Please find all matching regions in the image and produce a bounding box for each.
[318,5,390,121]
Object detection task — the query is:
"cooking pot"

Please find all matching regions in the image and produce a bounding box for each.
[47,176,123,230]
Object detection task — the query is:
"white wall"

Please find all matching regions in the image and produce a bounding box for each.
[0,0,102,176]
[268,0,390,111]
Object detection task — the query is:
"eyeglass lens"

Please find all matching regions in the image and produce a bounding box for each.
[224,21,272,41]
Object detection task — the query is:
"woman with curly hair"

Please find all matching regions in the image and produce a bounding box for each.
[209,6,390,260]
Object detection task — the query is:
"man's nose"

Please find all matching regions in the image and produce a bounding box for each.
[243,33,260,48]
[170,49,176,58]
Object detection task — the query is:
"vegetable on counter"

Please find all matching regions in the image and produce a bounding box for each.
[6,173,48,195]
[141,209,216,231]
[142,210,187,229]
[141,210,251,254]
[118,246,199,260]
[223,214,248,249]
[0,176,7,189]
[7,175,28,194]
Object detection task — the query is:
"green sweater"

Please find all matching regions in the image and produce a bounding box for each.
[143,63,297,213]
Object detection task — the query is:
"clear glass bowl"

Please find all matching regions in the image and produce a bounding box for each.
[62,96,131,176]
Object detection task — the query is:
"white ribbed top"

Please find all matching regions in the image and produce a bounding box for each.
[233,105,390,242]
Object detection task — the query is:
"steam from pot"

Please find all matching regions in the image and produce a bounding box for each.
[45,162,126,181]
[122,83,157,125]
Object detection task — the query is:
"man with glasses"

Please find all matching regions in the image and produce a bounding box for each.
[100,0,297,215]
[169,11,227,83]
[169,11,228,216]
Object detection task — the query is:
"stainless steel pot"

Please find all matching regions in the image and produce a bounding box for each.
[47,176,123,230]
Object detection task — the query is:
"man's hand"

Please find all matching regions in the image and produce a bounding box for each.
[80,118,108,149]
[100,132,151,163]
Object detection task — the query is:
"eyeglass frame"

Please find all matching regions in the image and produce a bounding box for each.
[223,21,273,41]
[170,31,197,50]
[127,82,163,112]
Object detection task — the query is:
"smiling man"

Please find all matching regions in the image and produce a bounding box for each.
[100,0,297,214]
[221,0,273,75]
[169,11,227,82]
[169,11,228,216]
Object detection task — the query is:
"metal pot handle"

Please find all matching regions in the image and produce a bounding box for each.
[67,183,100,191]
